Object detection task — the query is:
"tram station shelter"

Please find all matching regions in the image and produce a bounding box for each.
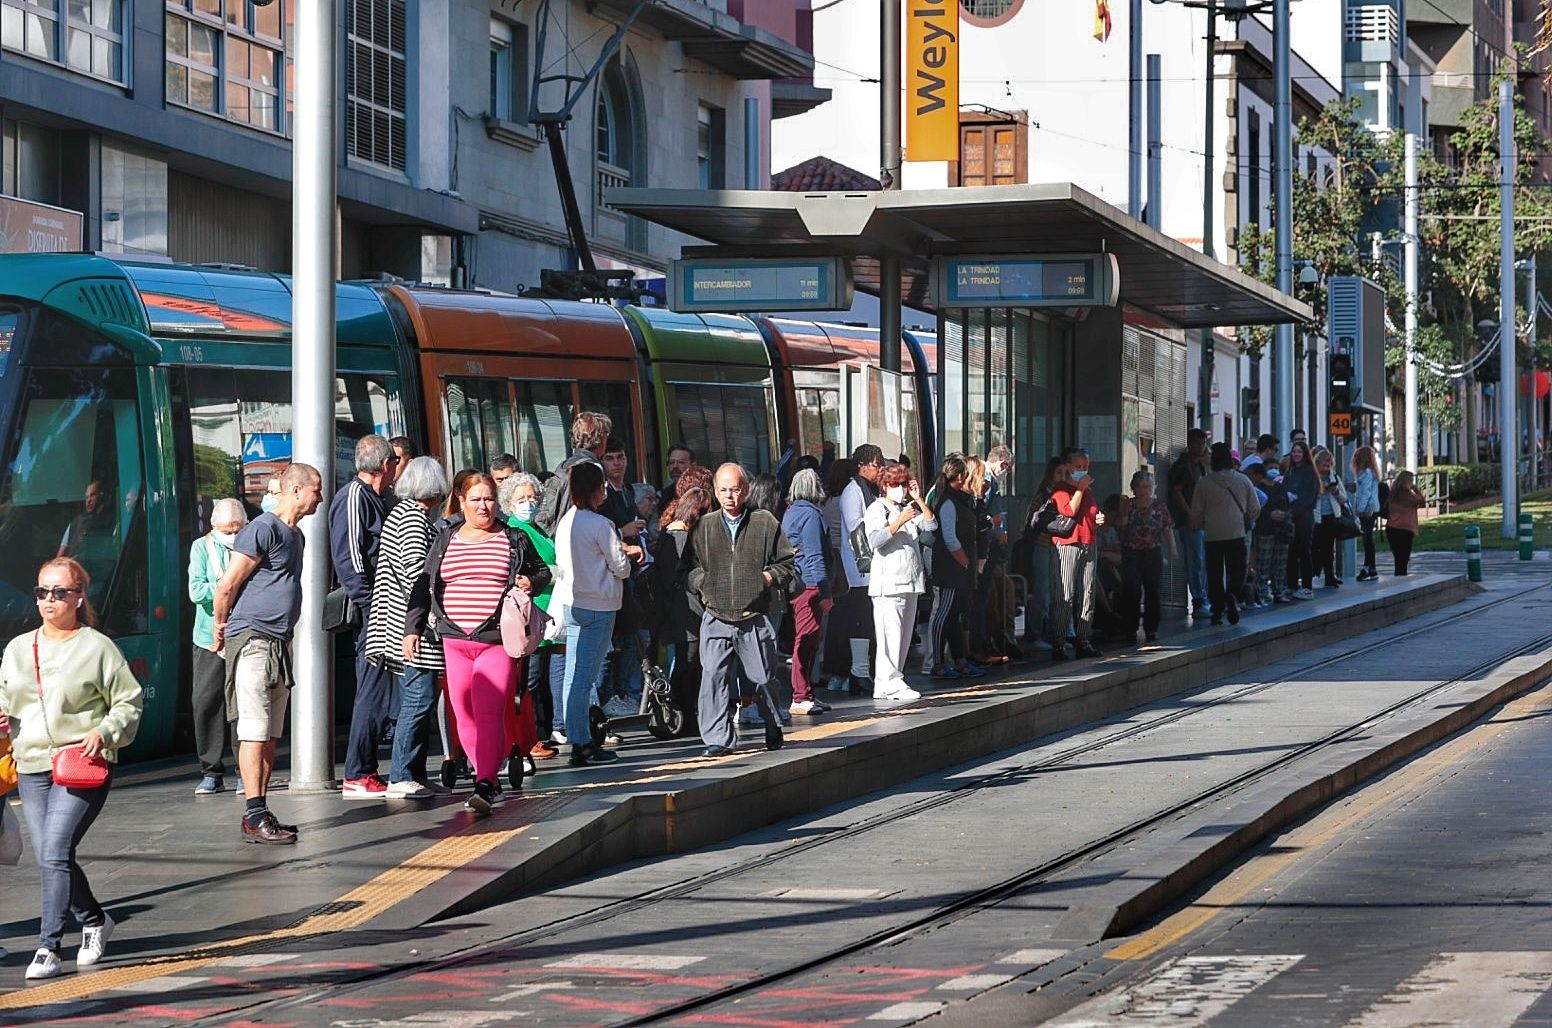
[611,183,1308,570]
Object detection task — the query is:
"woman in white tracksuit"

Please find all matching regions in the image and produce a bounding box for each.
[864,462,936,701]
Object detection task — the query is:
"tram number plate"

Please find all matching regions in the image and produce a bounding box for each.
[1329,411,1353,437]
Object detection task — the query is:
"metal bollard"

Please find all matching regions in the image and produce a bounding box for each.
[1466,524,1483,582]
[1520,511,1535,561]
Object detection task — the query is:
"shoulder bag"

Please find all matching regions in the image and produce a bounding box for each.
[498,531,551,658]
[848,519,874,575]
[1034,497,1078,539]
[33,632,111,789]
[1330,492,1362,541]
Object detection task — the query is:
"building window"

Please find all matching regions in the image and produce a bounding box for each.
[697,103,724,189]
[166,1,286,132]
[959,0,1023,26]
[951,110,1028,187]
[1247,110,1261,225]
[347,0,409,172]
[489,17,528,124]
[2,0,127,84]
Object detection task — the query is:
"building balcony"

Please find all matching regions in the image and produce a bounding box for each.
[1408,0,1471,26]
[589,0,815,79]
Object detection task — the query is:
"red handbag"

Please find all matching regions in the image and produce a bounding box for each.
[33,632,111,789]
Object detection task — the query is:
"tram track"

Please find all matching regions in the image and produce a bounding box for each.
[213,581,1552,1025]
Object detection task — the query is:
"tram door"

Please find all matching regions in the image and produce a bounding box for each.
[840,363,907,463]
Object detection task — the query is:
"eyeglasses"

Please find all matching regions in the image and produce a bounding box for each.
[34,586,81,601]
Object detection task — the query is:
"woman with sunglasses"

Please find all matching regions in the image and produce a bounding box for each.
[0,557,143,979]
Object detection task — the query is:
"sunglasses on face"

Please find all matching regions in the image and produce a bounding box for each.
[34,586,81,601]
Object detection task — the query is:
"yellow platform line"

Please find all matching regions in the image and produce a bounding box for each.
[1104,684,1552,963]
[0,796,570,1010]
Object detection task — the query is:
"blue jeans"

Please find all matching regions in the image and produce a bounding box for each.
[18,770,110,951]
[1177,527,1208,606]
[562,605,617,746]
[548,646,567,736]
[390,664,438,784]
[344,612,395,780]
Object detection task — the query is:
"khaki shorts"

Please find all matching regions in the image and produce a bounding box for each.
[233,637,291,743]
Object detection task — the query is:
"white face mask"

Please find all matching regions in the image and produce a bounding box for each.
[512,499,540,523]
[261,493,279,513]
[211,531,237,548]
[886,486,907,503]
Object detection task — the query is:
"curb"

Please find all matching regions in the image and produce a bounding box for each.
[1043,641,1552,946]
[376,574,1472,929]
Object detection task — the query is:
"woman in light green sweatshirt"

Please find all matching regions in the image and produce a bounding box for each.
[0,556,142,981]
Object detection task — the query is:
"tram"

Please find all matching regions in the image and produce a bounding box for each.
[0,253,937,760]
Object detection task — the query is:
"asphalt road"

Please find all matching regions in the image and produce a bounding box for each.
[975,680,1552,1027]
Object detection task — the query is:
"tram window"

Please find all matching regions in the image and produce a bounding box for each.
[794,386,841,460]
[0,307,18,379]
[445,377,515,474]
[670,382,773,473]
[514,380,573,474]
[576,381,633,481]
[0,367,148,640]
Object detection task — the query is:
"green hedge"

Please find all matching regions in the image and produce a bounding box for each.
[1419,463,1500,501]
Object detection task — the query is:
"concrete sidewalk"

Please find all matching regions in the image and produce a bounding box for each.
[0,571,1468,1005]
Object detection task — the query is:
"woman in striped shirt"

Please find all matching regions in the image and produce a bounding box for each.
[406,472,550,815]
[367,456,449,800]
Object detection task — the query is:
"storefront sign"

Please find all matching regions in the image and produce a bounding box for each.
[0,195,83,253]
[669,257,852,313]
[934,253,1120,308]
[905,0,959,162]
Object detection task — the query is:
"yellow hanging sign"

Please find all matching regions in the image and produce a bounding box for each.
[905,0,960,163]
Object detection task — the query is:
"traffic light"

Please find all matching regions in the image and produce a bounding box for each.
[1329,352,1355,414]
[1242,385,1260,425]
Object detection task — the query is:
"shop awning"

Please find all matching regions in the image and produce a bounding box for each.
[605,182,1311,328]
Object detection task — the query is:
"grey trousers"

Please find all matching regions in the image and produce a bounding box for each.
[697,611,780,750]
[1055,543,1097,643]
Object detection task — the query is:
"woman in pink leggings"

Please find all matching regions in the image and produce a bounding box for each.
[406,472,550,815]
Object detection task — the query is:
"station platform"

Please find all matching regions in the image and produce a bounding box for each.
[0,569,1495,1014]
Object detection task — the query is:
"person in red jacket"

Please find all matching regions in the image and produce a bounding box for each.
[1050,447,1107,660]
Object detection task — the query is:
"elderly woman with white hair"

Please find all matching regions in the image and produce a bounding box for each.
[187,497,248,795]
[367,455,451,799]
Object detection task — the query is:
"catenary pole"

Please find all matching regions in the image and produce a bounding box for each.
[1404,132,1419,472]
[1198,0,1217,433]
[1272,0,1294,446]
[1500,75,1518,539]
[878,0,902,374]
[291,0,338,790]
[1129,0,1143,219]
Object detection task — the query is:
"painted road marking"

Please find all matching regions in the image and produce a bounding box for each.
[937,973,1015,991]
[868,1001,948,1020]
[1106,685,1552,963]
[1048,954,1303,1026]
[107,975,210,993]
[544,953,706,971]
[330,1014,523,1027]
[0,796,572,1012]
[996,948,1068,966]
[1345,952,1552,1027]
[490,981,575,1002]
[208,953,299,968]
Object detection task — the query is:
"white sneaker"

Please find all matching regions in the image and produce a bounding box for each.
[875,687,922,702]
[789,700,818,715]
[602,696,638,719]
[77,912,114,967]
[386,780,434,800]
[26,947,61,980]
[551,729,569,746]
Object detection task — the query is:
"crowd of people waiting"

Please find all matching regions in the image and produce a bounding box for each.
[0,413,1430,980]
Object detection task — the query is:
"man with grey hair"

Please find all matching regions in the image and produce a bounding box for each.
[688,463,796,755]
[329,434,396,798]
[188,497,248,795]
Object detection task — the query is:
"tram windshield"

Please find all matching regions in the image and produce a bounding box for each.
[0,320,149,641]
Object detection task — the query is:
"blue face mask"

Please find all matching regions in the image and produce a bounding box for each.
[513,499,540,523]
[1071,469,1088,482]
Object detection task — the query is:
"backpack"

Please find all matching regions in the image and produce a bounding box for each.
[1377,481,1391,521]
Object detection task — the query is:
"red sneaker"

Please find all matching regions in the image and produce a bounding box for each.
[341,775,388,799]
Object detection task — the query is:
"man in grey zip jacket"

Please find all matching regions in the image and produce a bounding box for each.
[687,463,796,756]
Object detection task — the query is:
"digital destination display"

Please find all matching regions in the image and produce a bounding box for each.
[935,253,1119,308]
[670,257,852,313]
